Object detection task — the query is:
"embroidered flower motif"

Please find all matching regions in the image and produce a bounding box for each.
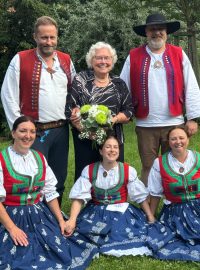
[56,247,63,253]
[12,208,17,215]
[55,264,63,269]
[44,244,50,250]
[10,246,16,255]
[39,255,46,262]
[5,264,11,270]
[55,236,61,245]
[41,229,47,236]
[3,233,8,242]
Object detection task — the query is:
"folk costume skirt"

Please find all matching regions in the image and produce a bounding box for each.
[0,202,97,270]
[76,202,152,257]
[147,198,200,261]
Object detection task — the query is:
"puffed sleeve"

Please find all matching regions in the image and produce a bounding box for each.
[69,165,92,202]
[40,157,59,202]
[127,166,149,203]
[0,162,6,202]
[148,158,163,197]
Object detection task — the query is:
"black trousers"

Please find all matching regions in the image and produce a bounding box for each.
[32,125,69,203]
[72,128,124,181]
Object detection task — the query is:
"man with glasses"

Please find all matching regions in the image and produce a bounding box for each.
[120,13,200,185]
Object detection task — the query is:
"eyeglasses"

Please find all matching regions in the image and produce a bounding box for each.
[94,56,112,61]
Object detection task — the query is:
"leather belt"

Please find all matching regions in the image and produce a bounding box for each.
[36,120,66,131]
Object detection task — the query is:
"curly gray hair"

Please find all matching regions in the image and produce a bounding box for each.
[85,41,118,68]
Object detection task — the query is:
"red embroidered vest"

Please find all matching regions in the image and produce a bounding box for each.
[130,44,184,118]
[159,151,200,203]
[1,148,46,205]
[88,162,129,204]
[18,49,72,120]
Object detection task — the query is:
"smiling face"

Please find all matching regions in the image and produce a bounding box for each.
[168,128,189,157]
[34,24,58,58]
[12,121,36,154]
[99,137,119,164]
[91,48,113,77]
[145,24,167,52]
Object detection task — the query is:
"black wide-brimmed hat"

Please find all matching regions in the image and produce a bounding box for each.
[133,13,180,37]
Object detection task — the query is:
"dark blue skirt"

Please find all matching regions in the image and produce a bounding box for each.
[0,202,97,270]
[76,202,152,257]
[147,198,200,261]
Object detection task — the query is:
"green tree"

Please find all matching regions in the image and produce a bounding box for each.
[54,0,142,72]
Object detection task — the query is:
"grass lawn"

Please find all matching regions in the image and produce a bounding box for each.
[1,122,200,270]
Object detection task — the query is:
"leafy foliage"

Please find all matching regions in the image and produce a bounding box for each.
[54,0,142,72]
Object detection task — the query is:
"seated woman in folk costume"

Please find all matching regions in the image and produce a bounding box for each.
[148,126,200,261]
[65,134,155,257]
[0,116,97,270]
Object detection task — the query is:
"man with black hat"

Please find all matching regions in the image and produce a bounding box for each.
[120,13,200,185]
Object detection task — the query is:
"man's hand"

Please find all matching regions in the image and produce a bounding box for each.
[185,120,198,136]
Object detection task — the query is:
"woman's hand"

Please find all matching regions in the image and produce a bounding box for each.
[59,219,68,235]
[70,107,81,123]
[70,107,82,131]
[9,225,29,246]
[64,219,76,237]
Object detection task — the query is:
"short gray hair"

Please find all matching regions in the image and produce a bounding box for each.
[86,41,118,68]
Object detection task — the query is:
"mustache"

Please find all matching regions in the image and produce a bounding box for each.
[43,45,55,48]
[151,34,163,38]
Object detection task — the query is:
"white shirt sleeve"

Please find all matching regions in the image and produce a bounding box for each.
[0,162,6,202]
[69,165,92,202]
[120,55,131,91]
[70,60,76,82]
[40,158,59,202]
[127,166,149,203]
[148,158,163,197]
[182,50,200,120]
[1,54,21,129]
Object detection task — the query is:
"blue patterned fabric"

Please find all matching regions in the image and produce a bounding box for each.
[0,202,97,270]
[76,202,152,257]
[147,198,200,261]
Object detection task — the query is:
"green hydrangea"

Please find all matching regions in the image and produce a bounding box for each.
[98,105,109,113]
[80,104,91,114]
[95,112,107,125]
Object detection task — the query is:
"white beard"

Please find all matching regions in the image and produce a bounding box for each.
[148,38,165,50]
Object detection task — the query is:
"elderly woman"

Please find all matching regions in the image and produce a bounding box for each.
[147,126,200,261]
[66,41,133,180]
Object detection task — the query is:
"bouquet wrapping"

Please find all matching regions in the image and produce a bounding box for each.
[78,104,113,145]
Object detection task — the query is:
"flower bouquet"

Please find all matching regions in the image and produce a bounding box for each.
[78,104,113,146]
